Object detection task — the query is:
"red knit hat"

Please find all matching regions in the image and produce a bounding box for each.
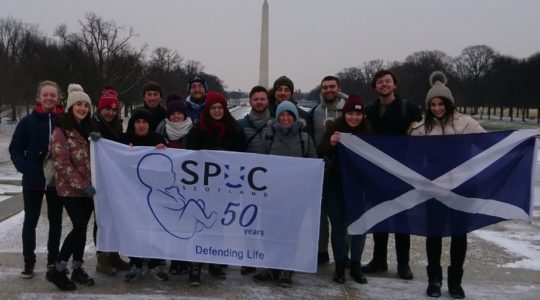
[98,87,121,111]
[204,91,228,112]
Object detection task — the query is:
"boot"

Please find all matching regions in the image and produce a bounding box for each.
[108,252,130,271]
[448,266,465,299]
[188,263,201,287]
[426,265,442,297]
[49,267,76,291]
[208,263,226,279]
[278,270,292,287]
[333,262,346,284]
[71,268,95,286]
[96,253,117,275]
[361,259,388,273]
[350,261,367,284]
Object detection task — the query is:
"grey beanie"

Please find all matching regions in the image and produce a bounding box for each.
[425,71,454,106]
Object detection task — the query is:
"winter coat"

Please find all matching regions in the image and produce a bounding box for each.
[410,112,486,136]
[259,121,316,158]
[120,131,166,147]
[9,104,64,190]
[310,92,348,146]
[186,122,245,152]
[317,117,371,180]
[366,95,422,135]
[140,103,167,132]
[237,113,270,153]
[186,95,206,121]
[91,113,123,142]
[155,119,191,149]
[50,127,91,197]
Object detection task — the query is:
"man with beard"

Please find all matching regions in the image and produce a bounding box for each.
[310,76,348,266]
[238,86,272,153]
[363,69,422,280]
[185,75,208,121]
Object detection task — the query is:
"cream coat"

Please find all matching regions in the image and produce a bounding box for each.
[410,112,486,136]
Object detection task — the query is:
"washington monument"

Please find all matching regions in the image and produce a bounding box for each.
[258,0,269,87]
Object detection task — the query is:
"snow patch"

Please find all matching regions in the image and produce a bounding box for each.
[473,229,540,271]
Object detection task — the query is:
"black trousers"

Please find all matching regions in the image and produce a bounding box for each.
[58,196,94,263]
[426,235,467,268]
[22,188,63,265]
[371,233,410,266]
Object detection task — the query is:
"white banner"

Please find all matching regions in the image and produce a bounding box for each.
[91,139,324,272]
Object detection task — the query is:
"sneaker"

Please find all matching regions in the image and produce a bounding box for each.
[149,266,168,281]
[49,267,76,291]
[278,271,292,287]
[124,265,143,282]
[427,282,442,297]
[188,263,201,287]
[21,262,35,279]
[71,268,95,286]
[240,266,257,275]
[253,269,280,282]
[208,264,226,279]
[361,260,388,273]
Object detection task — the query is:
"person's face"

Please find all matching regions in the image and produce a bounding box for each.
[168,111,185,123]
[430,97,446,119]
[189,82,206,100]
[278,110,295,127]
[275,85,292,104]
[320,80,341,103]
[72,101,90,122]
[134,119,150,136]
[100,106,118,122]
[38,85,59,112]
[249,91,269,114]
[144,90,161,108]
[344,111,364,128]
[374,74,397,98]
[209,103,224,120]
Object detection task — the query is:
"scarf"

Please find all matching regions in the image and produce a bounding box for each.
[249,109,270,129]
[199,114,227,139]
[165,118,193,141]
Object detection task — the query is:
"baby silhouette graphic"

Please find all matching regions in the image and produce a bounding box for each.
[137,153,217,239]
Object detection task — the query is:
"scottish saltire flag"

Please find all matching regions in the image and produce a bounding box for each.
[90,139,323,272]
[338,130,539,237]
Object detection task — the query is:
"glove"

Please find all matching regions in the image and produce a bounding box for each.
[83,185,96,198]
[89,132,102,141]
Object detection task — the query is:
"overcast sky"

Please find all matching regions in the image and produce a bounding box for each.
[3,0,540,92]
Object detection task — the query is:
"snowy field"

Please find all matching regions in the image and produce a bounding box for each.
[0,112,539,299]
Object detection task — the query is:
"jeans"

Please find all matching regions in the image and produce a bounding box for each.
[58,196,94,263]
[322,178,366,264]
[22,188,63,265]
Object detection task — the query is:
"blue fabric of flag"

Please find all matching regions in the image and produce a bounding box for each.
[338,130,537,237]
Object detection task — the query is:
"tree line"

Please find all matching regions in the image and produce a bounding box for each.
[306,46,540,123]
[0,13,225,121]
[3,13,539,123]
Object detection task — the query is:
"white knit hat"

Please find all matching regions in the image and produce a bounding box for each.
[66,83,91,110]
[425,71,454,106]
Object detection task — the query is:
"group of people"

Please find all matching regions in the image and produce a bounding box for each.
[9,70,484,298]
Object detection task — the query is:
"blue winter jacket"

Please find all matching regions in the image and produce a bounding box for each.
[9,104,63,190]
